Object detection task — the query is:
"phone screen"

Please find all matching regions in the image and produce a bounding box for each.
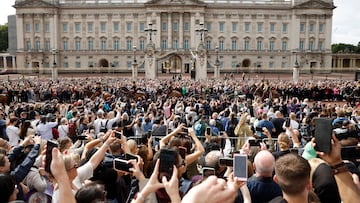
[202,167,215,178]
[219,158,233,166]
[233,154,248,181]
[314,118,333,153]
[249,139,261,147]
[177,146,187,159]
[113,158,132,173]
[206,127,211,135]
[159,149,176,182]
[45,140,58,174]
[125,153,139,162]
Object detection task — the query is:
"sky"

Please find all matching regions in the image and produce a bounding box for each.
[0,0,358,45]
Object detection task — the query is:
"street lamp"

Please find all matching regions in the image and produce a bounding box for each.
[51,49,57,80]
[144,22,157,43]
[293,52,300,83]
[214,46,220,79]
[132,45,138,80]
[195,22,208,42]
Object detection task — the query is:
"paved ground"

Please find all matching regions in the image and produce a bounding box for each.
[0,71,356,81]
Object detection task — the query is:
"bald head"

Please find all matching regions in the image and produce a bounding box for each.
[254,150,275,177]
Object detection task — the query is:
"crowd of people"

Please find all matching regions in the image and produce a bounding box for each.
[0,75,359,203]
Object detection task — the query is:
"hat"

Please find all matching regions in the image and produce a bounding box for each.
[302,142,317,160]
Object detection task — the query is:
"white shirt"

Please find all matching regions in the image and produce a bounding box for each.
[51,161,93,203]
[6,125,20,146]
[36,122,58,140]
[57,124,69,139]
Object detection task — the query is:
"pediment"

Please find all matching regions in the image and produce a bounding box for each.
[14,0,57,8]
[294,0,336,9]
[145,0,205,6]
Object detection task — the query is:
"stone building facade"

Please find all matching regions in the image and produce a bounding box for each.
[11,0,335,77]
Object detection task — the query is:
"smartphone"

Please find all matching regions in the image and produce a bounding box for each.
[45,140,58,174]
[147,130,152,138]
[125,153,139,162]
[255,126,264,132]
[233,154,248,181]
[113,158,133,173]
[219,131,225,136]
[177,146,187,159]
[285,118,291,127]
[314,118,333,153]
[77,135,87,140]
[182,128,189,134]
[202,167,216,178]
[219,158,233,166]
[158,148,177,182]
[114,131,122,138]
[249,139,261,147]
[206,127,211,135]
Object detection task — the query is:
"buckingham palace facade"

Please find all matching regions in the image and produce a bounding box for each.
[10,0,335,77]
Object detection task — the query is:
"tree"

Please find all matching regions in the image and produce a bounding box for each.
[331,43,360,54]
[0,24,8,52]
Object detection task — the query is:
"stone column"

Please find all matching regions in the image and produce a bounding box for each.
[179,12,183,49]
[145,43,156,79]
[12,56,16,68]
[195,43,207,80]
[3,56,7,68]
[168,13,172,49]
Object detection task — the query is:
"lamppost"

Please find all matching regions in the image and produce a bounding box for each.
[293,52,300,83]
[51,49,57,81]
[132,45,138,80]
[195,22,207,43]
[214,46,220,79]
[144,22,157,43]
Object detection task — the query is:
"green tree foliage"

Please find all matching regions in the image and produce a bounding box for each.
[332,42,360,53]
[0,24,8,52]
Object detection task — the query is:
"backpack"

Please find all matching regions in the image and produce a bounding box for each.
[68,119,77,137]
[100,120,109,133]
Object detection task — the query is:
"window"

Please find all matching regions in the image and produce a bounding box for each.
[270,23,275,33]
[127,40,132,50]
[140,22,145,32]
[45,22,50,33]
[162,22,167,31]
[88,39,94,50]
[88,22,93,33]
[35,23,40,32]
[300,23,305,32]
[113,22,119,33]
[207,23,211,32]
[269,40,275,51]
[232,22,237,33]
[257,40,263,50]
[269,61,274,68]
[184,22,189,31]
[75,40,81,50]
[231,40,237,50]
[299,39,304,51]
[173,40,178,49]
[162,39,167,49]
[25,23,30,32]
[245,22,250,32]
[63,23,68,32]
[318,40,323,51]
[127,22,132,32]
[231,62,237,68]
[173,22,178,31]
[219,22,224,32]
[206,40,211,50]
[309,39,314,50]
[257,23,263,32]
[244,39,250,50]
[101,39,106,50]
[75,23,81,33]
[76,62,81,68]
[127,61,132,68]
[114,39,119,50]
[219,40,224,51]
[184,39,189,50]
[101,22,106,33]
[282,40,287,50]
[319,23,324,33]
[45,40,50,50]
[281,62,286,68]
[64,62,69,68]
[35,40,40,50]
[282,23,288,33]
[26,41,31,50]
[309,23,315,32]
[63,40,68,50]
[140,40,145,50]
